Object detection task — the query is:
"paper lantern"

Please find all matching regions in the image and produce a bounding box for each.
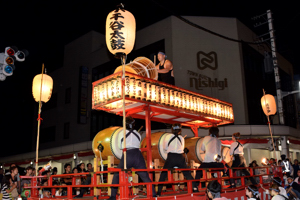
[141,80,147,101]
[32,74,53,103]
[261,94,277,116]
[151,84,156,102]
[125,76,130,97]
[129,77,136,98]
[136,79,142,100]
[146,82,151,101]
[106,7,136,58]
[169,90,175,106]
[165,88,169,105]
[156,85,161,103]
[115,76,121,98]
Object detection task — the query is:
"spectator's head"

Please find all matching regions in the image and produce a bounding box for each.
[52,167,57,175]
[269,184,280,197]
[272,177,282,186]
[10,166,18,175]
[207,180,221,200]
[297,170,300,178]
[294,159,299,165]
[171,123,182,135]
[64,163,71,173]
[26,166,33,176]
[269,158,275,164]
[281,154,286,160]
[252,160,258,167]
[126,116,135,130]
[87,163,93,171]
[72,167,78,173]
[10,163,16,168]
[42,189,50,197]
[287,176,294,184]
[208,127,219,138]
[278,160,282,165]
[79,163,85,170]
[246,185,259,199]
[232,132,240,141]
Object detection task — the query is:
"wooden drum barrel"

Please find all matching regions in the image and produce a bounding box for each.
[92,126,125,163]
[140,132,172,163]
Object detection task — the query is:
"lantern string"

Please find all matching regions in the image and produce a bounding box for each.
[37,114,43,121]
[115,3,125,12]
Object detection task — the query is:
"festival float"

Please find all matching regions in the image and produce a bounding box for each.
[25,4,278,200]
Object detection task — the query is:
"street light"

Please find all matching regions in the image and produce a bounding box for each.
[32,64,53,175]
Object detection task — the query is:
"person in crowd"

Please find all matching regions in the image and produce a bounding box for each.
[61,164,72,185]
[103,116,156,200]
[206,180,228,200]
[249,160,258,168]
[40,189,51,198]
[228,132,256,188]
[156,123,197,196]
[246,185,260,200]
[261,177,288,198]
[156,50,175,85]
[1,175,18,200]
[294,170,300,184]
[20,166,33,200]
[195,127,224,188]
[278,160,282,166]
[6,164,21,194]
[269,184,288,200]
[51,167,59,185]
[293,160,299,179]
[286,176,300,198]
[78,163,87,173]
[9,166,19,199]
[73,167,81,195]
[87,163,93,172]
[281,155,292,177]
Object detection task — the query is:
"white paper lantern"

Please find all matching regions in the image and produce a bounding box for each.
[261,94,277,116]
[106,7,136,58]
[32,74,53,103]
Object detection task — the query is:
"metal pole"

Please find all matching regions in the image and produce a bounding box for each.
[122,55,127,170]
[267,10,284,125]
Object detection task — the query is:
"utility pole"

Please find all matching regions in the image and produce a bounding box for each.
[252,10,285,125]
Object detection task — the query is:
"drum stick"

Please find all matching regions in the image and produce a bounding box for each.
[138,126,143,132]
[154,55,156,66]
[183,135,187,138]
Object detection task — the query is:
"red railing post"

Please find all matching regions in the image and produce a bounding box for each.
[31,177,39,198]
[67,185,73,199]
[119,171,130,200]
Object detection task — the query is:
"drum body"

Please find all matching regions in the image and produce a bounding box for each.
[185,137,231,164]
[114,57,158,80]
[140,132,172,163]
[92,126,125,163]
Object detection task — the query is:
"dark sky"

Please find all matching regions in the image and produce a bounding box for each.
[0,0,299,158]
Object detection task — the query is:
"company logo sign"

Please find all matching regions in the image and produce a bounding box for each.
[188,70,228,90]
[197,51,218,70]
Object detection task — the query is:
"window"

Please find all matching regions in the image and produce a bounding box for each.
[64,122,70,139]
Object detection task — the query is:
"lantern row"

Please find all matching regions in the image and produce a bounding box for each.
[93,76,234,120]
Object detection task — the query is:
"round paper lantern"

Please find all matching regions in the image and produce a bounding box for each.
[32,74,53,103]
[261,94,277,116]
[106,6,136,58]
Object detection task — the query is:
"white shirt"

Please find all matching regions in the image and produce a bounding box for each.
[118,129,141,149]
[230,141,244,155]
[271,194,287,200]
[266,187,288,198]
[201,135,221,163]
[163,134,184,154]
[294,177,300,184]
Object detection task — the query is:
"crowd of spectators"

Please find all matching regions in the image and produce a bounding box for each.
[0,162,93,199]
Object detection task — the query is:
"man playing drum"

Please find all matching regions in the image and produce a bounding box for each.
[156,123,197,196]
[107,116,156,200]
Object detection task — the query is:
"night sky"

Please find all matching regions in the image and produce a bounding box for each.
[0,1,299,158]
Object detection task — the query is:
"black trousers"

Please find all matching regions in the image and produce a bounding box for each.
[111,148,156,197]
[230,155,257,186]
[194,162,224,187]
[157,153,196,194]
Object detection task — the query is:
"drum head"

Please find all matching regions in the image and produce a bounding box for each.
[195,138,205,162]
[110,128,125,160]
[158,133,172,161]
[221,146,231,163]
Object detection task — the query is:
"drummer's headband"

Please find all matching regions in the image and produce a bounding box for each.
[172,125,181,130]
[158,51,166,56]
[247,186,258,196]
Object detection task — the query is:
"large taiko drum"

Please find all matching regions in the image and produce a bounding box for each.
[140,132,172,163]
[180,137,231,163]
[92,126,126,163]
[114,57,158,80]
